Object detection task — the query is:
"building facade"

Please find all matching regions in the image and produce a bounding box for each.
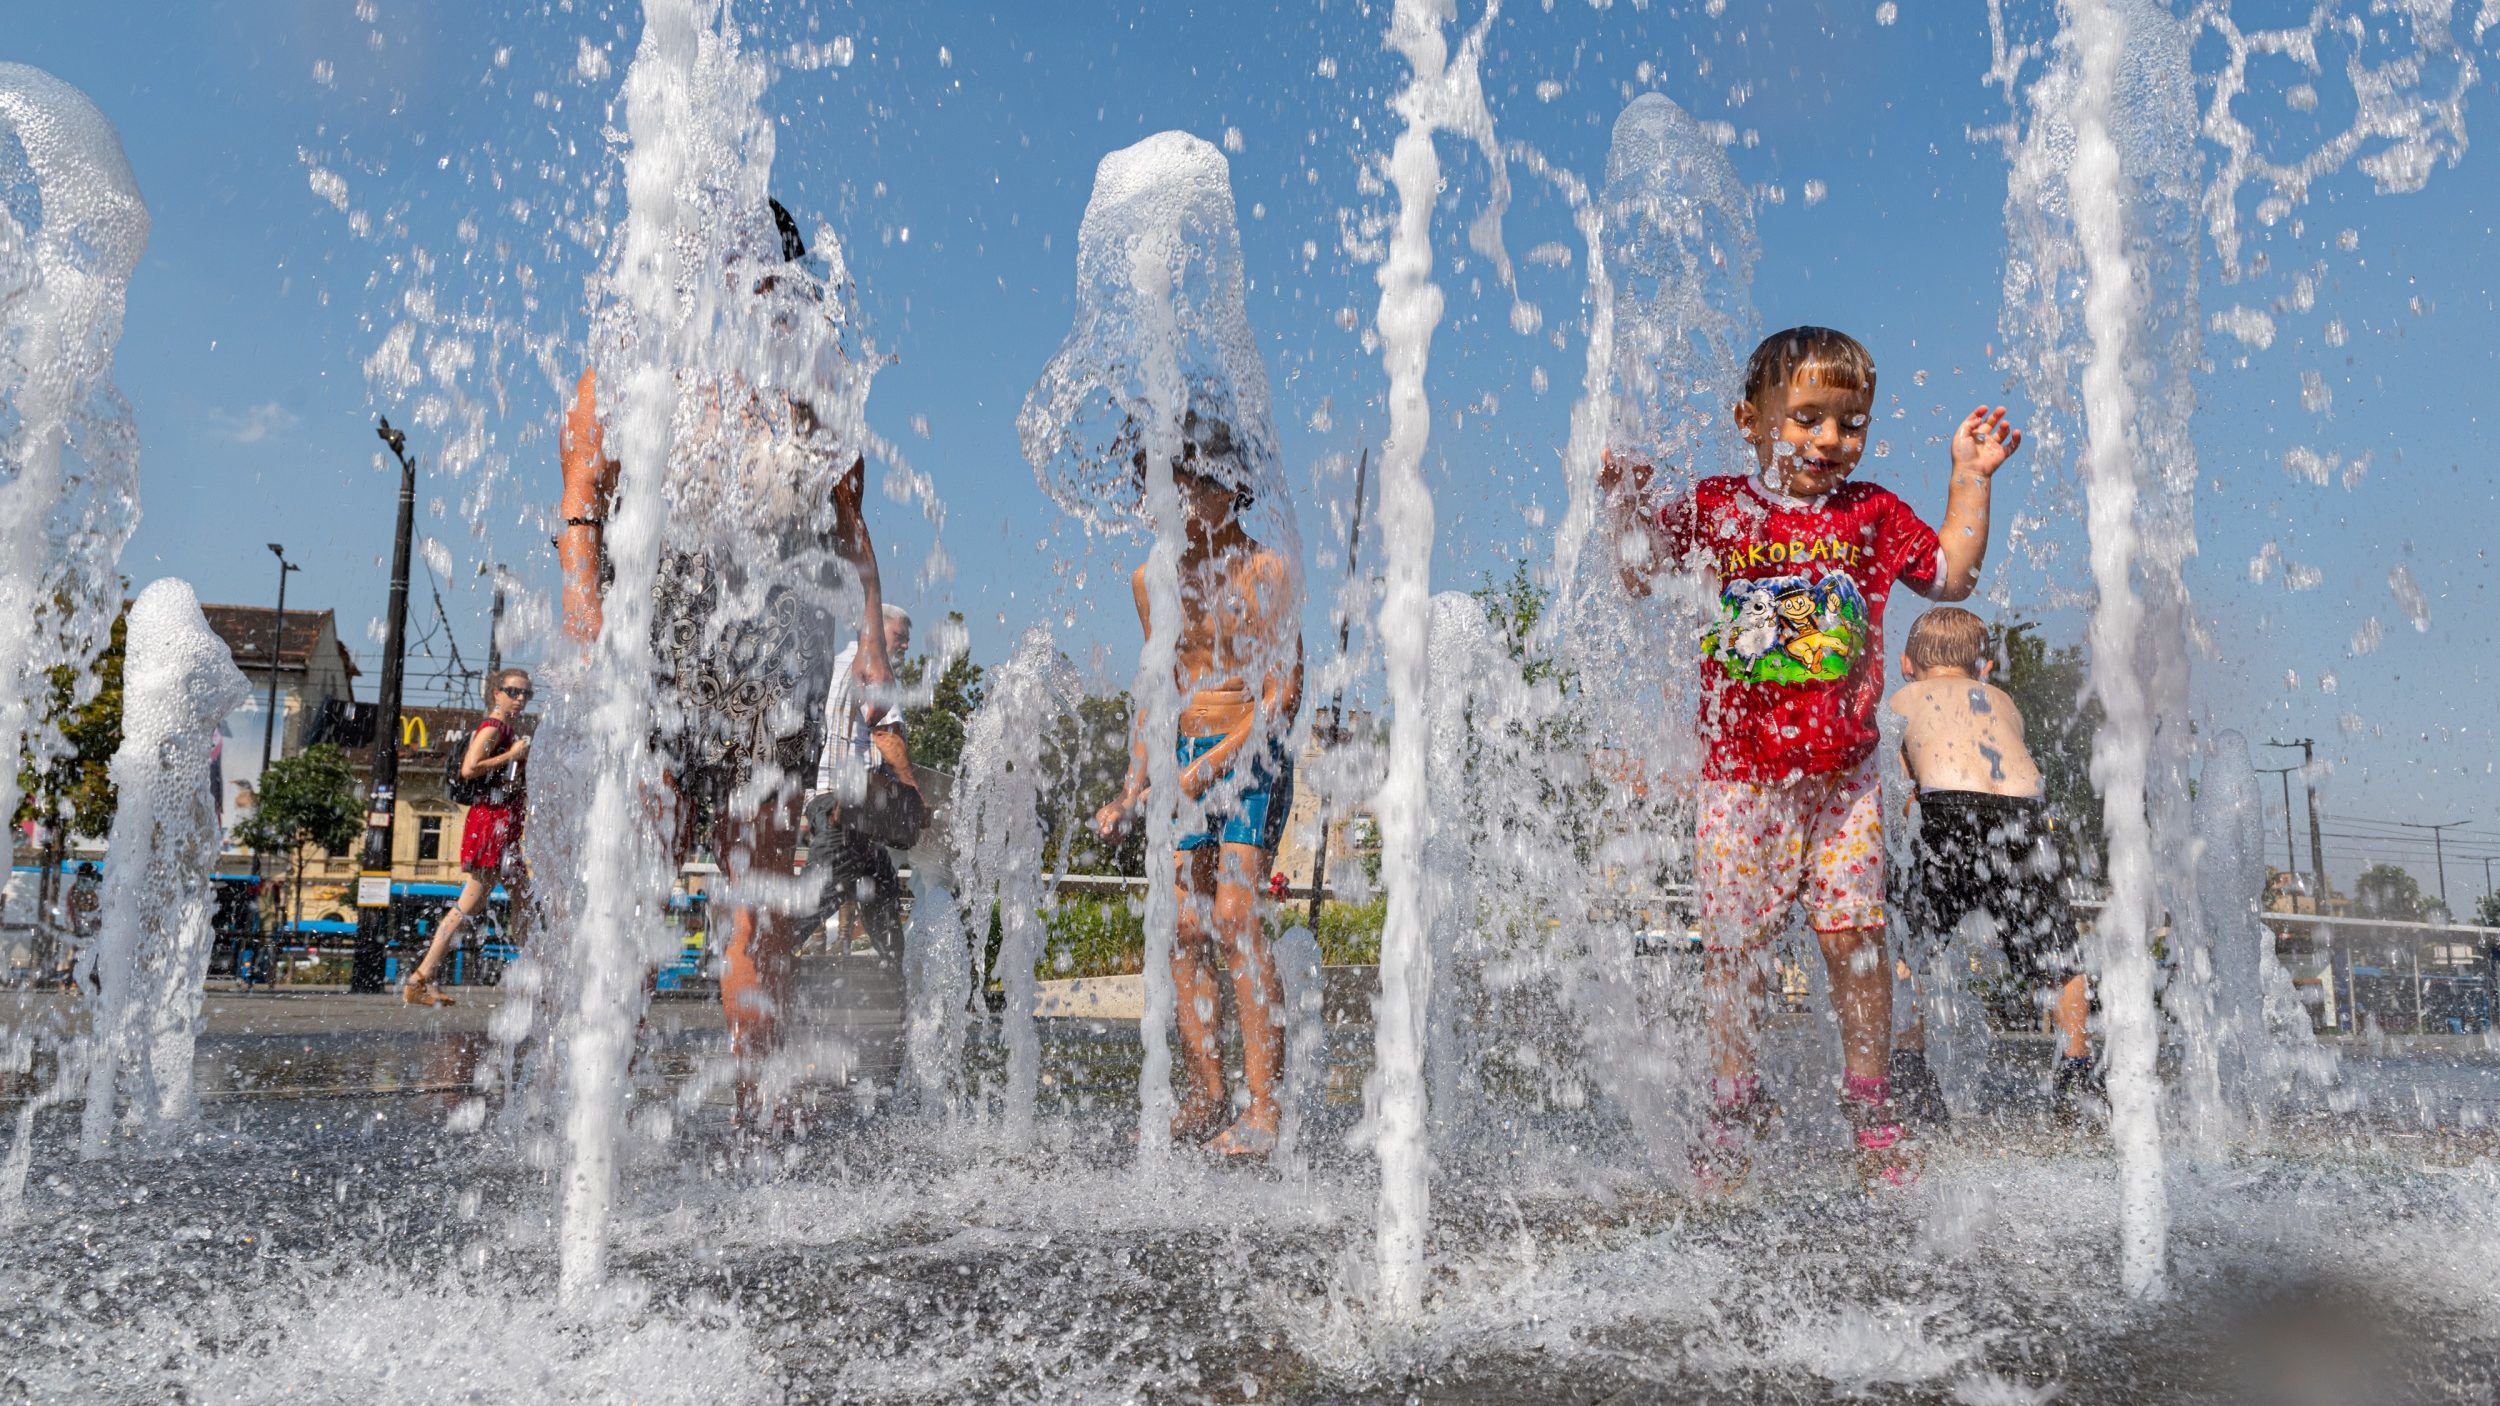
[283,702,529,927]
[201,604,359,837]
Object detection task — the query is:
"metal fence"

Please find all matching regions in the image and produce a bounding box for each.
[2258,911,2499,1036]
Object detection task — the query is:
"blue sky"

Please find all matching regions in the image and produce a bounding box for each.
[13,1,2499,900]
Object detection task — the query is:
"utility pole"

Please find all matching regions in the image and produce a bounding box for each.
[1305,447,1370,933]
[2265,738,2326,913]
[482,562,507,682]
[2256,765,2300,883]
[351,417,418,993]
[253,545,299,946]
[2398,818,2467,916]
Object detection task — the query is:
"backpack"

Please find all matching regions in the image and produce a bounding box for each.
[445,717,507,806]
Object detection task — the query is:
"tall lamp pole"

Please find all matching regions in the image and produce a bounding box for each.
[2264,737,2326,913]
[1305,448,1370,932]
[481,561,507,680]
[2255,765,2300,881]
[2398,818,2467,916]
[350,417,419,993]
[253,545,299,943]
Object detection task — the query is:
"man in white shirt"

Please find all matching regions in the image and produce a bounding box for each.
[806,603,917,959]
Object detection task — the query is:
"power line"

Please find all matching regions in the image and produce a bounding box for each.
[2397,819,2469,909]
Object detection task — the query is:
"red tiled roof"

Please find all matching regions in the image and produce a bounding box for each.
[199,604,359,678]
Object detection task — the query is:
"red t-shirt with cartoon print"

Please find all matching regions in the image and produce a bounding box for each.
[1657,475,1942,783]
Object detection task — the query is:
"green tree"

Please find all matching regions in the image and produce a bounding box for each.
[234,743,364,930]
[2472,891,2500,929]
[1471,559,1569,689]
[1995,621,2106,873]
[1039,689,1146,877]
[2353,862,2446,923]
[900,612,985,776]
[14,604,126,837]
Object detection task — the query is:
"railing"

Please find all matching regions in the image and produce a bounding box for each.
[2251,910,2498,1036]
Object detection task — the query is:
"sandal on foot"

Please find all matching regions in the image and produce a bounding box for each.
[1852,1121,1922,1192]
[401,973,454,1007]
[1842,1076,1920,1192]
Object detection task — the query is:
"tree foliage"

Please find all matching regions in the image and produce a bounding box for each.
[1994,621,2106,873]
[1471,559,1570,690]
[900,612,985,776]
[1040,690,1147,876]
[2472,891,2500,930]
[234,743,364,860]
[2353,862,2446,923]
[14,604,126,837]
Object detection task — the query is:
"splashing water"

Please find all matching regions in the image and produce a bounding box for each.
[1999,0,2199,1302]
[1995,0,2485,1300]
[901,871,968,1113]
[1548,91,1760,786]
[953,627,1082,1138]
[1018,129,1300,1163]
[1364,0,1514,1319]
[0,64,147,882]
[550,0,880,1300]
[2181,732,2337,1144]
[75,581,250,1155]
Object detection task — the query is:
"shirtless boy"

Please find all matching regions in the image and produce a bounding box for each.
[1890,607,2095,1124]
[1095,415,1304,1159]
[1604,325,2023,1191]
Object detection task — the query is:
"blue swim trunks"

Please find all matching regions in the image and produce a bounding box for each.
[1174,733,1294,852]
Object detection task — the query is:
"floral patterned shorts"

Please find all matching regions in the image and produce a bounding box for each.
[1697,764,1886,950]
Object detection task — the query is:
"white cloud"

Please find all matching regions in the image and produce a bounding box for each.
[208,401,299,444]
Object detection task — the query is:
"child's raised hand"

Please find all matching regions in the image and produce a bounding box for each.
[1951,405,2024,481]
[1596,449,1656,506]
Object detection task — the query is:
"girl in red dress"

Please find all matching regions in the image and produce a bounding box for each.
[404,667,532,1006]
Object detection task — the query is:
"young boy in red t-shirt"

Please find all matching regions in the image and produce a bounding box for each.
[1603,326,2023,1191]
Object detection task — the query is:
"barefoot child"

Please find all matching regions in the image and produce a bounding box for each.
[1889,607,2096,1124]
[1603,326,2023,1191]
[1095,415,1304,1159]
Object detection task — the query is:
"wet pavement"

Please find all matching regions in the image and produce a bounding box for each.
[3,974,2498,1404]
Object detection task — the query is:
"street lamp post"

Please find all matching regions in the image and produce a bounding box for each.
[350,417,419,993]
[2264,738,2326,912]
[2255,765,2299,882]
[2398,818,2466,916]
[1305,448,1369,932]
[482,561,507,681]
[253,545,299,957]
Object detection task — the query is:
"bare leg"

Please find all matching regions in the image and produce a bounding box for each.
[414,873,488,983]
[718,799,802,1123]
[1212,841,1283,1143]
[1892,958,1927,1052]
[1704,943,1769,1084]
[2055,973,2091,1059]
[1818,925,1893,1086]
[1168,847,1229,1139]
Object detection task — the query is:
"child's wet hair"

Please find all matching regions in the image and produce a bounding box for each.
[1741,325,1876,407]
[1126,409,1255,512]
[1904,607,1988,672]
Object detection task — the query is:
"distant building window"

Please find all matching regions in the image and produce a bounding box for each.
[416,815,443,862]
